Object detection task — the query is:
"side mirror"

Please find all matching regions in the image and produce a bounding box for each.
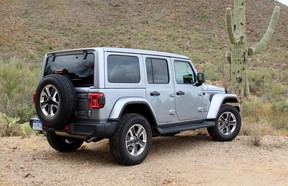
[196,73,205,86]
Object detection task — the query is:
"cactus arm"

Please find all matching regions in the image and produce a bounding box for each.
[248,6,280,55]
[226,8,239,44]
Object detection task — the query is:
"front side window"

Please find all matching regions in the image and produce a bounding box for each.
[44,53,94,87]
[174,61,196,84]
[146,58,169,84]
[108,55,140,83]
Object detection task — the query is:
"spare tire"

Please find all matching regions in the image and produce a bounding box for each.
[35,74,76,129]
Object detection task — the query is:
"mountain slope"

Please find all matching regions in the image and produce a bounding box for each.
[0,0,287,88]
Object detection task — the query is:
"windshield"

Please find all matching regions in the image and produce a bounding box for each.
[44,53,94,87]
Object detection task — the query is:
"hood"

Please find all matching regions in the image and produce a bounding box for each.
[202,84,226,93]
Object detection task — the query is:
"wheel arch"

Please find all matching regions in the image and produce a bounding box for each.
[109,98,158,132]
[207,94,239,119]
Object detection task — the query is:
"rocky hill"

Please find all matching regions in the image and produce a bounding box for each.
[0,0,287,93]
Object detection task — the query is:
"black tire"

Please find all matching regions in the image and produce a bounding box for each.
[207,105,241,141]
[35,74,76,129]
[109,114,152,166]
[46,131,84,152]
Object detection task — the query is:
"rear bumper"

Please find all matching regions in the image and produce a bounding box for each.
[30,118,117,138]
[68,120,117,137]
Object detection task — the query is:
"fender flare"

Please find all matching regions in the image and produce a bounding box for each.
[206,94,239,119]
[109,97,156,120]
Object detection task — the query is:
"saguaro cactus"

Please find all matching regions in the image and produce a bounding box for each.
[225,0,280,100]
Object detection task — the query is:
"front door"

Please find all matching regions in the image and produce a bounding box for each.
[173,60,204,121]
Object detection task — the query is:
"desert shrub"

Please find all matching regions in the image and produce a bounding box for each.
[23,122,34,136]
[270,83,286,97]
[269,101,288,131]
[243,97,288,132]
[272,101,288,113]
[0,113,34,137]
[242,98,264,118]
[249,123,275,146]
[0,57,40,123]
[268,113,288,131]
[0,113,24,137]
[249,123,263,146]
[242,95,288,134]
[282,70,288,82]
[248,68,274,95]
[240,122,276,146]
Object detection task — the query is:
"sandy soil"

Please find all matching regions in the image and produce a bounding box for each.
[0,132,288,186]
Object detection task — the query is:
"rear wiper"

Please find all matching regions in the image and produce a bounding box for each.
[52,53,56,62]
[83,50,88,60]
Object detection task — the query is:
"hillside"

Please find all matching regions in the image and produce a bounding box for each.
[0,0,287,128]
[0,0,287,62]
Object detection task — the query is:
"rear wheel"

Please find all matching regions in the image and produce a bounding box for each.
[109,114,152,165]
[207,105,241,141]
[46,131,84,152]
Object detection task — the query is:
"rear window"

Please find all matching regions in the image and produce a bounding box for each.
[44,53,94,87]
[107,55,140,83]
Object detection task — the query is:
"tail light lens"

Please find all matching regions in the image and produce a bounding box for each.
[90,93,105,109]
[33,92,36,105]
[65,124,70,130]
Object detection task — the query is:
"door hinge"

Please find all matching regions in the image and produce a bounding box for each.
[198,107,204,112]
[169,109,176,115]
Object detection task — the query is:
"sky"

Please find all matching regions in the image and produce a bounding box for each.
[277,0,288,6]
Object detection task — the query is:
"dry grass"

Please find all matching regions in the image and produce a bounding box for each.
[241,122,277,146]
[243,97,288,132]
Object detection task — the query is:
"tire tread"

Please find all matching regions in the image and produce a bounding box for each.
[109,113,152,165]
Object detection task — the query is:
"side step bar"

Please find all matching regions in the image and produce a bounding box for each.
[157,121,215,135]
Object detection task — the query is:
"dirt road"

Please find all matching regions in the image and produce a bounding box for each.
[0,132,288,186]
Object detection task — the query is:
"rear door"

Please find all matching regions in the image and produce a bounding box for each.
[144,56,176,124]
[44,52,95,120]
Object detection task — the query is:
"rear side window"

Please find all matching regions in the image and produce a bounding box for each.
[146,58,169,84]
[44,53,94,87]
[108,55,140,83]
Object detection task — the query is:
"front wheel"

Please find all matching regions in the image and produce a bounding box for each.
[47,131,84,152]
[109,114,152,166]
[207,105,241,141]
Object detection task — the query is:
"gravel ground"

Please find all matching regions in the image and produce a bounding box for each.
[0,132,288,186]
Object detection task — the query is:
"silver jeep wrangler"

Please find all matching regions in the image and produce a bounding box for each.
[30,48,241,165]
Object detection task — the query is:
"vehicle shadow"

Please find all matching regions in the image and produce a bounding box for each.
[150,132,212,156]
[41,132,212,166]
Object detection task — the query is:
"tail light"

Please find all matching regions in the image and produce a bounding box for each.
[65,124,70,130]
[55,70,63,74]
[33,92,36,105]
[90,93,105,109]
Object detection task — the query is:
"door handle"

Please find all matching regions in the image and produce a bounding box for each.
[150,91,160,96]
[176,91,185,96]
[198,92,205,96]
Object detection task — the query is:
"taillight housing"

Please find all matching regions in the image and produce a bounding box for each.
[33,92,36,105]
[90,93,105,109]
